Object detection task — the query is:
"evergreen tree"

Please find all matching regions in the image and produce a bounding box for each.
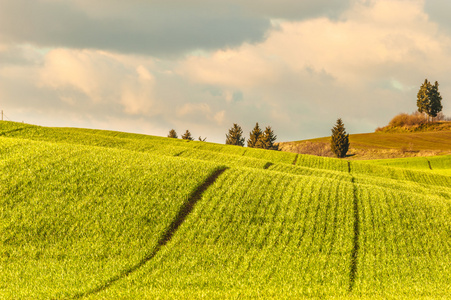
[247,122,262,148]
[256,126,279,150]
[181,130,194,141]
[330,118,349,158]
[417,79,431,120]
[417,79,443,122]
[167,129,178,138]
[429,81,443,119]
[225,123,245,146]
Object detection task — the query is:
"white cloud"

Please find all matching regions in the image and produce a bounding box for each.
[176,0,451,139]
[214,110,226,125]
[39,49,159,116]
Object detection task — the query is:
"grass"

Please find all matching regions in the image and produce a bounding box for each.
[1,120,450,299]
[87,168,355,299]
[0,137,223,299]
[279,124,451,159]
[354,184,451,297]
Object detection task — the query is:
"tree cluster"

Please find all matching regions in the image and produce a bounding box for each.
[224,123,279,150]
[417,79,443,122]
[168,129,201,141]
[246,123,279,150]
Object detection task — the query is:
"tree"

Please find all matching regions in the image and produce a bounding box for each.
[417,79,430,117]
[167,129,178,138]
[256,126,279,150]
[429,81,443,120]
[417,79,443,122]
[247,122,262,148]
[181,130,194,141]
[330,118,349,158]
[225,123,245,146]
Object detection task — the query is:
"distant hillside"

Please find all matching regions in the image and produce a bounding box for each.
[279,121,451,160]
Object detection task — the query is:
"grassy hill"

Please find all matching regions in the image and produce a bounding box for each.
[1,121,451,299]
[279,122,451,160]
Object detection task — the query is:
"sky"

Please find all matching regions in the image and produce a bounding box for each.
[1,0,451,143]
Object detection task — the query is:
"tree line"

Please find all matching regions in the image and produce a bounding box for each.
[166,78,444,159]
[226,123,279,150]
[167,122,279,150]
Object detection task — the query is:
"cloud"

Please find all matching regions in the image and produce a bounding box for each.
[0,0,270,57]
[1,0,451,144]
[179,0,451,139]
[38,49,159,116]
[177,103,226,126]
[0,0,354,58]
[423,0,451,33]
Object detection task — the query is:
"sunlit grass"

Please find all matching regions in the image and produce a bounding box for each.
[1,121,450,299]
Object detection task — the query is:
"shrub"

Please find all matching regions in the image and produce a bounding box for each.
[388,112,426,128]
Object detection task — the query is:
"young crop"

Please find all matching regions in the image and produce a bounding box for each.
[91,168,356,298]
[362,156,431,170]
[243,146,297,164]
[177,148,269,169]
[296,153,349,172]
[2,121,451,299]
[268,163,353,182]
[354,184,451,297]
[0,137,223,299]
[350,161,451,188]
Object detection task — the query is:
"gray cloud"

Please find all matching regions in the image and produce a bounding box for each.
[424,0,451,33]
[0,0,268,57]
[237,0,353,20]
[0,0,352,58]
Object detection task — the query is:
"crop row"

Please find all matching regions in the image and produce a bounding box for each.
[0,138,222,299]
[353,174,451,201]
[362,156,432,170]
[350,161,451,188]
[89,168,355,298]
[268,163,353,182]
[6,122,450,186]
[296,154,350,172]
[354,184,451,297]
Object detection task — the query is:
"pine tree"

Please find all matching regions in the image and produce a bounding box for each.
[417,79,443,122]
[167,129,178,138]
[256,126,279,150]
[247,122,262,148]
[225,123,245,146]
[417,79,431,121]
[429,81,443,119]
[330,118,349,158]
[181,130,194,141]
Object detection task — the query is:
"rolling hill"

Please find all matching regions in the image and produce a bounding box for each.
[279,122,451,160]
[1,121,451,299]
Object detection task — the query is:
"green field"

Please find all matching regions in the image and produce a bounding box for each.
[1,121,451,299]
